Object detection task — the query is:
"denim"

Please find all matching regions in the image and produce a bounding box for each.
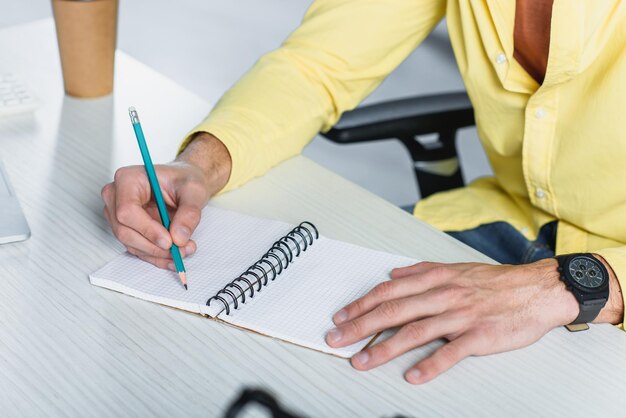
[446,221,558,265]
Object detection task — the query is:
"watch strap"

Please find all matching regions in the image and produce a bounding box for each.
[572,297,607,324]
[556,254,609,329]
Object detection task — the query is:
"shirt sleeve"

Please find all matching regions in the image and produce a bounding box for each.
[179,0,446,192]
[595,246,626,329]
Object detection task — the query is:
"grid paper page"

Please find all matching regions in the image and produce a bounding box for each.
[90,206,296,317]
[218,236,418,358]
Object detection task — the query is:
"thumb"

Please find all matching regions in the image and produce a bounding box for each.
[169,185,206,247]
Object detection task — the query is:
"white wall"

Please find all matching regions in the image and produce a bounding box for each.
[0,0,492,207]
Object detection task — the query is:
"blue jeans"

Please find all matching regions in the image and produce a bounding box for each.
[446,221,558,265]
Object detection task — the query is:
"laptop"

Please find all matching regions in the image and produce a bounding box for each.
[0,160,30,244]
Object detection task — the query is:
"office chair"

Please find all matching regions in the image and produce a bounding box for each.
[320,91,475,200]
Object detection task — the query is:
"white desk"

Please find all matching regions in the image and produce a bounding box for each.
[2,19,626,417]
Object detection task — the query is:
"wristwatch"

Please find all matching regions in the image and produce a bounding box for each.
[555,253,609,331]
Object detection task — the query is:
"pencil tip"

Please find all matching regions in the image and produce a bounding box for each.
[179,272,188,290]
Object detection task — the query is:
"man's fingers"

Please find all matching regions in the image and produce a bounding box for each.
[101,182,117,214]
[391,261,441,279]
[169,183,206,247]
[145,204,174,224]
[104,205,172,259]
[114,172,172,249]
[130,249,177,271]
[126,240,196,260]
[118,202,172,250]
[327,290,449,347]
[104,177,171,252]
[350,314,466,371]
[182,239,197,257]
[113,220,174,258]
[103,165,209,270]
[404,334,477,384]
[128,247,169,263]
[105,201,197,262]
[333,268,452,325]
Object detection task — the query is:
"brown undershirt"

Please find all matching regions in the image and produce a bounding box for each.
[513,0,555,84]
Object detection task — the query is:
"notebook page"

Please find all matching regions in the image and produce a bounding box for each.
[90,207,296,317]
[218,236,418,358]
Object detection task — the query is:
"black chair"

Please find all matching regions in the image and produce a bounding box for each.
[320,91,475,199]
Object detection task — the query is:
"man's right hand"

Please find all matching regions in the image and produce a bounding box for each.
[101,133,232,270]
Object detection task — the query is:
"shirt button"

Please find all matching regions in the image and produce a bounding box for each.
[520,227,530,235]
[535,108,547,119]
[535,188,546,199]
[496,53,507,64]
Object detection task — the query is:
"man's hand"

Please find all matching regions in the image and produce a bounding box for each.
[326,258,612,385]
[101,133,231,269]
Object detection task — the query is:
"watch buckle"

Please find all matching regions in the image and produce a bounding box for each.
[565,323,590,332]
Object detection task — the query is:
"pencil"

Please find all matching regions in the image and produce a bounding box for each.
[128,106,188,290]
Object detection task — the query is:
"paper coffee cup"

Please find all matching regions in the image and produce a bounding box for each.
[52,0,118,98]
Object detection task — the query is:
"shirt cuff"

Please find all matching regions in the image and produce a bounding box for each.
[177,106,279,194]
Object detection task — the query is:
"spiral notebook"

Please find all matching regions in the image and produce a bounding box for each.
[90,207,417,358]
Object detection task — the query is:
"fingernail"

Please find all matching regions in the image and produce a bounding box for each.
[353,351,369,367]
[157,237,170,250]
[334,309,348,324]
[185,244,195,256]
[176,226,191,242]
[406,369,421,384]
[167,262,175,271]
[327,328,343,343]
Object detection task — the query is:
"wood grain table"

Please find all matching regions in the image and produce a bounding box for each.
[1,19,626,417]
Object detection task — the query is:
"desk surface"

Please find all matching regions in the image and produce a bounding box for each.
[1,19,626,417]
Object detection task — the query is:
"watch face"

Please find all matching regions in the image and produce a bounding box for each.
[568,256,605,289]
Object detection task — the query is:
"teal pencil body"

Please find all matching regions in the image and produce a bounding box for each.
[128,107,187,288]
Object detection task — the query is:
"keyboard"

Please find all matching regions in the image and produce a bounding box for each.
[0,72,39,117]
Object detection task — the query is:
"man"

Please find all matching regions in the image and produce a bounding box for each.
[101,0,626,384]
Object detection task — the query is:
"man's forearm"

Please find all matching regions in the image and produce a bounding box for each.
[176,132,232,196]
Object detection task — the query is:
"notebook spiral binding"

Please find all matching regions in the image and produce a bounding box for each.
[207,221,319,315]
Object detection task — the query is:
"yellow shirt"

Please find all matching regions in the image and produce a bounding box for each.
[181,1,626,324]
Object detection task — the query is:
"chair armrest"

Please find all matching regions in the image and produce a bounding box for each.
[322,91,474,143]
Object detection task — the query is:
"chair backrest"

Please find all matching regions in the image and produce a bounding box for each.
[320,91,475,198]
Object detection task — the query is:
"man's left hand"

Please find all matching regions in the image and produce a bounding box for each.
[326,259,583,384]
